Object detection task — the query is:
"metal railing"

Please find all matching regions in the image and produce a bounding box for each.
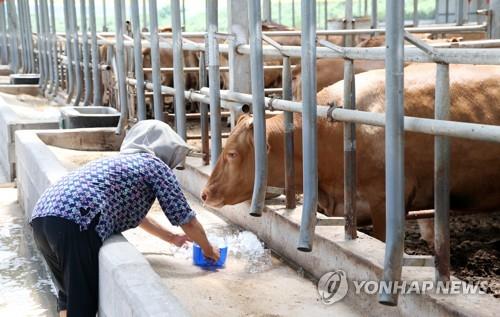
[1,0,499,309]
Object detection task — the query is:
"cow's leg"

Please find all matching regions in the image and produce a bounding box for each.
[368,197,386,241]
[318,187,336,216]
[417,218,434,248]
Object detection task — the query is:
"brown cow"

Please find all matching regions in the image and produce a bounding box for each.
[201,63,500,241]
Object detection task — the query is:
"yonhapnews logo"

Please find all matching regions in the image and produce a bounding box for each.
[317,270,488,305]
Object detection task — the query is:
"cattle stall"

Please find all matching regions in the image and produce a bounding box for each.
[1,0,500,311]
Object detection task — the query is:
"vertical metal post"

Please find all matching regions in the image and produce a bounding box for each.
[102,0,108,32]
[171,0,187,140]
[371,0,378,29]
[25,0,35,73]
[207,0,222,166]
[434,63,451,282]
[278,0,282,24]
[49,0,60,95]
[17,0,27,73]
[114,0,129,133]
[0,1,8,64]
[247,0,267,217]
[297,0,317,252]
[41,0,52,91]
[142,0,148,30]
[149,0,164,120]
[292,0,296,27]
[228,0,251,128]
[80,0,91,106]
[324,0,328,30]
[89,0,102,106]
[35,0,45,85]
[130,0,146,119]
[457,0,465,25]
[490,0,500,38]
[282,56,296,210]
[446,0,450,23]
[199,51,210,165]
[68,0,83,106]
[263,0,272,22]
[182,0,186,30]
[63,0,75,102]
[379,0,405,306]
[344,0,357,240]
[6,0,19,72]
[413,0,419,26]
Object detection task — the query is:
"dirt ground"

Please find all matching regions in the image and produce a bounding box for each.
[361,211,500,298]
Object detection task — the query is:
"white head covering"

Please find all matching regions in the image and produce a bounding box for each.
[120,120,190,169]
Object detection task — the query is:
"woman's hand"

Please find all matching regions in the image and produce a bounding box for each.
[170,234,192,247]
[203,245,221,262]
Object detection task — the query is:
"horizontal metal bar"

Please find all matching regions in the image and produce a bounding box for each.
[200,88,500,144]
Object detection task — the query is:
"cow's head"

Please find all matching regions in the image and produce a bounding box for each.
[201,115,260,207]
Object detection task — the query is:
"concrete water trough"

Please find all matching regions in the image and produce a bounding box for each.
[59,106,121,129]
[9,73,40,85]
[0,91,60,181]
[13,127,500,316]
[15,128,361,316]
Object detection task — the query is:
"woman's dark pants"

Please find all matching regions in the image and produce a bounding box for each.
[32,216,102,317]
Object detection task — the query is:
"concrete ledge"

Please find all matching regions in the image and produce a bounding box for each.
[0,65,11,76]
[0,95,59,181]
[175,157,499,317]
[60,106,120,129]
[0,84,40,96]
[15,129,188,316]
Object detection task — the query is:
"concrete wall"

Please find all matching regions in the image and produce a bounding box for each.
[15,129,189,317]
[0,95,59,181]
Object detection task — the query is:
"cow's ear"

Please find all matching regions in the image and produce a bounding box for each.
[245,117,254,129]
[236,114,251,126]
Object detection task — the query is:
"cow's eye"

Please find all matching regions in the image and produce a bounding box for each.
[227,151,238,160]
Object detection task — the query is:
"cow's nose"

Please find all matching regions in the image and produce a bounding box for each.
[201,190,208,202]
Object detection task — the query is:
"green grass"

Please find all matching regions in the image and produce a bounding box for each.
[38,0,437,33]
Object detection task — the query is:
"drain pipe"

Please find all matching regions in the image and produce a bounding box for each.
[172,0,187,140]
[130,0,146,120]
[80,0,91,106]
[68,0,83,106]
[114,0,129,134]
[207,0,222,166]
[247,0,268,217]
[62,0,75,102]
[148,0,164,120]
[379,0,406,306]
[297,0,318,252]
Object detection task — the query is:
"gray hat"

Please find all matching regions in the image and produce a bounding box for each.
[120,120,190,169]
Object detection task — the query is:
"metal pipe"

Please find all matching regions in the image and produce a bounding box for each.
[130,0,147,120]
[278,0,282,24]
[292,0,295,27]
[207,0,222,166]
[371,0,378,29]
[434,63,451,282]
[6,0,19,72]
[142,0,148,30]
[102,0,107,31]
[263,0,272,22]
[68,0,83,106]
[49,0,59,95]
[27,0,36,73]
[491,0,500,38]
[247,0,268,217]
[379,0,406,306]
[457,0,465,25]
[63,0,75,101]
[297,0,317,252]
[149,0,164,120]
[324,0,328,30]
[89,0,102,106]
[344,0,357,240]
[40,0,50,91]
[114,0,129,133]
[34,0,44,82]
[17,0,27,73]
[172,0,187,140]
[199,51,210,165]
[0,1,8,64]
[79,0,91,106]
[43,0,54,91]
[282,56,296,210]
[182,0,186,30]
[413,0,419,27]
